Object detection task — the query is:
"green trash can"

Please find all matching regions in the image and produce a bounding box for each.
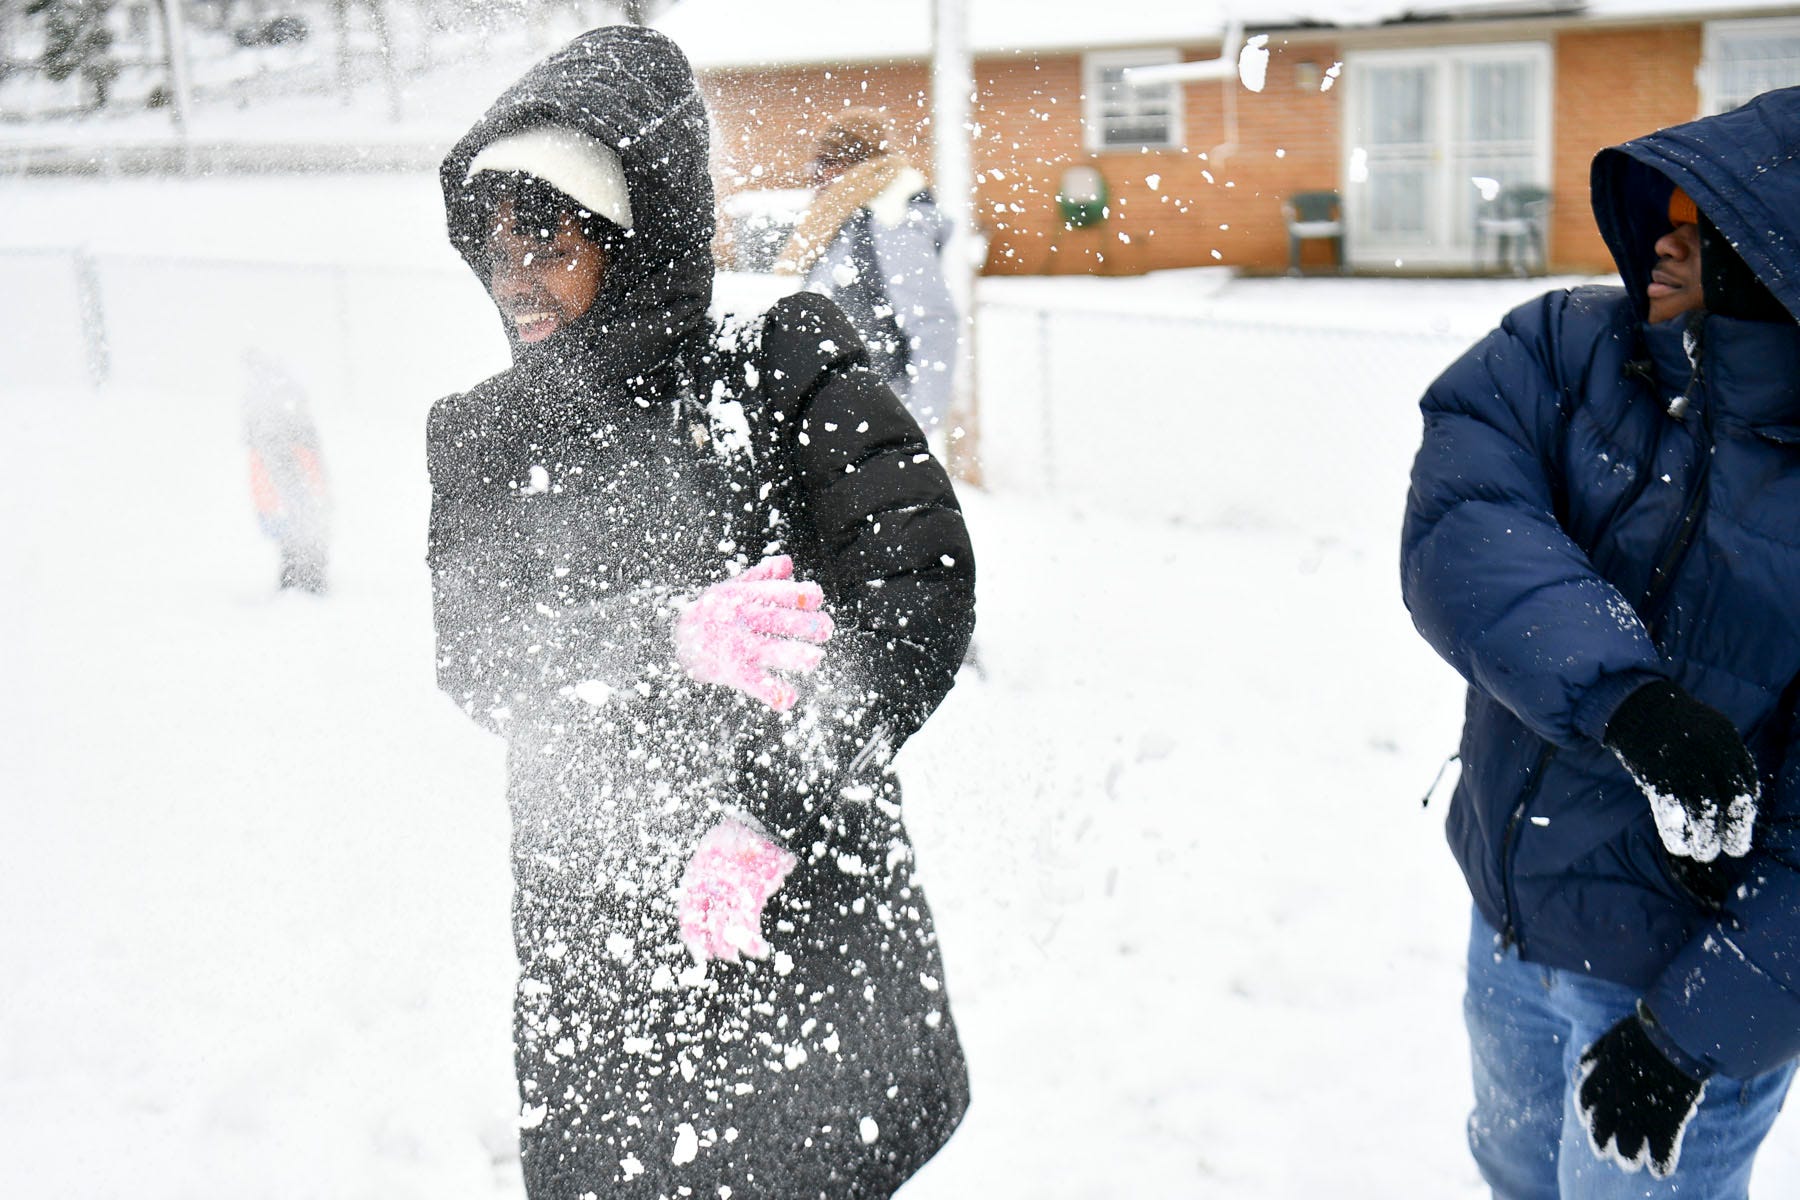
[1057,165,1109,230]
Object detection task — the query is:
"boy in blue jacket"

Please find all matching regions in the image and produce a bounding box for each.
[1403,87,1800,1196]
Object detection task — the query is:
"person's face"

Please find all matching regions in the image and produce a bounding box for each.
[1647,222,1704,324]
[485,198,606,345]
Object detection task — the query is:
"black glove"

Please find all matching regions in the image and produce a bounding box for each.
[1603,680,1759,863]
[1576,1006,1709,1180]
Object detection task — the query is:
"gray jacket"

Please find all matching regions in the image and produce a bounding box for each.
[803,167,957,431]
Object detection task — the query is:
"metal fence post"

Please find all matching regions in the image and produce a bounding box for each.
[73,248,110,388]
[335,264,356,406]
[1037,306,1056,493]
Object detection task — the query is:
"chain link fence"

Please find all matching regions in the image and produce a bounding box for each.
[0,245,503,418]
[3,247,1473,537]
[974,299,1472,540]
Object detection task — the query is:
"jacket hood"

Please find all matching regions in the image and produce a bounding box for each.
[440,25,714,387]
[1591,86,1800,324]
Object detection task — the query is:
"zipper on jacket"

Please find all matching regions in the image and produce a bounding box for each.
[1640,352,1717,642]
[1498,743,1557,953]
[1501,331,1716,953]
[1640,459,1712,642]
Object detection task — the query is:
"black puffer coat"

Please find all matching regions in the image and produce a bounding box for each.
[426,27,974,1199]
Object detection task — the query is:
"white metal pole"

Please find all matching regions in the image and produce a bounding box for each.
[158,0,194,141]
[931,0,980,484]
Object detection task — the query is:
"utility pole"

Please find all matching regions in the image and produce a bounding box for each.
[931,0,980,485]
[157,0,194,162]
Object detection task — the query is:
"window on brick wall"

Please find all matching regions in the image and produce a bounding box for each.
[1702,18,1800,113]
[1082,49,1183,153]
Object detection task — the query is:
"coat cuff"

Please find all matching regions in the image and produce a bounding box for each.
[1573,669,1665,744]
[1645,932,1800,1080]
[1635,999,1714,1081]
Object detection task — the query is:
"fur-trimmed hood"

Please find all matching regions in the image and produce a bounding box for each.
[776,156,927,276]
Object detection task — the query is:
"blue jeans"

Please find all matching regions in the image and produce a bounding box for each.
[1465,909,1795,1199]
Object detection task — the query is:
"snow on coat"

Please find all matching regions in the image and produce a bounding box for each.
[426,26,972,1197]
[1402,86,1800,1081]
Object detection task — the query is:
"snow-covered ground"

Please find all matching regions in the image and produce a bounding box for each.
[4,172,1798,1198]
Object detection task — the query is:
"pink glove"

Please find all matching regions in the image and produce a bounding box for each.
[676,818,799,964]
[674,554,834,713]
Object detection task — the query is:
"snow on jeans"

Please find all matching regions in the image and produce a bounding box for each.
[1464,908,1795,1200]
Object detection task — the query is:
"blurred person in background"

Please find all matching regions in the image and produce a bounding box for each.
[242,349,330,595]
[1402,87,1800,1197]
[776,107,956,435]
[425,26,974,1199]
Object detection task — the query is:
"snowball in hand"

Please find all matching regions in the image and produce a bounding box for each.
[1603,681,1760,863]
[1640,780,1756,864]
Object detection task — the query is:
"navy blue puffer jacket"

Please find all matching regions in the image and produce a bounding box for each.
[1402,86,1800,1080]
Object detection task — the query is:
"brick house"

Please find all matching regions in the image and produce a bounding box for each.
[656,0,1800,276]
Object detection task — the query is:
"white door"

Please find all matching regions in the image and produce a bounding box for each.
[1344,43,1551,269]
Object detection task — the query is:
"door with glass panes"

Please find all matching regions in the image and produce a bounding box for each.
[1342,43,1551,269]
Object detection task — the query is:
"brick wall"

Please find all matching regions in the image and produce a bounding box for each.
[969,40,1343,275]
[698,24,1715,278]
[702,64,934,193]
[700,40,1346,277]
[1550,24,1702,273]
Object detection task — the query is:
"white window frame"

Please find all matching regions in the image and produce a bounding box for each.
[1700,17,1800,115]
[1082,48,1184,154]
[1340,41,1553,269]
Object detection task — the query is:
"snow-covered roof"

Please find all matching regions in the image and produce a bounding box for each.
[1585,0,1800,12]
[655,0,1800,69]
[655,1,1335,67]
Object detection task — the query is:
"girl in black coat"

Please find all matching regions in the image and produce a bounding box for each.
[425,26,973,1199]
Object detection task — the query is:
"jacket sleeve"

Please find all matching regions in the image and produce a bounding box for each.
[880,207,957,430]
[759,291,975,773]
[425,396,673,735]
[1400,292,1666,747]
[1645,712,1800,1079]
